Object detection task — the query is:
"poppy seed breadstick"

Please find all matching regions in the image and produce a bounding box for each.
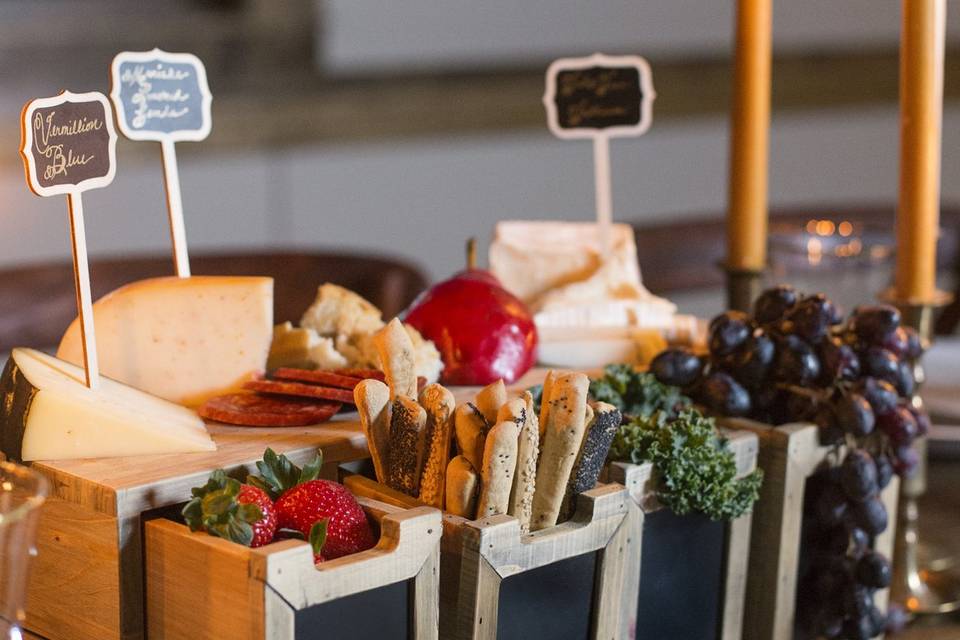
[476,420,520,518]
[446,455,479,518]
[508,391,539,533]
[454,403,487,471]
[387,396,428,496]
[418,384,455,508]
[474,379,507,426]
[560,401,621,520]
[373,318,417,400]
[530,372,590,531]
[354,379,391,483]
[538,370,558,440]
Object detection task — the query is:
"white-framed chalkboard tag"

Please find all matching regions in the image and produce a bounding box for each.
[110,49,213,278]
[543,53,655,251]
[20,90,119,388]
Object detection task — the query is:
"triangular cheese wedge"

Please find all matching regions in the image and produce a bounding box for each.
[0,348,216,461]
[57,276,273,406]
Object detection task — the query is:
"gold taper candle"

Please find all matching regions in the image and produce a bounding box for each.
[727,0,772,272]
[896,0,946,303]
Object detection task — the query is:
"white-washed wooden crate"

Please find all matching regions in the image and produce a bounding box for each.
[343,473,638,640]
[721,419,899,640]
[605,428,759,640]
[146,495,441,639]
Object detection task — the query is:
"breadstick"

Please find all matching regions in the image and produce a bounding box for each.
[497,396,526,426]
[374,318,417,399]
[530,372,589,531]
[508,390,539,533]
[446,455,479,518]
[387,396,428,496]
[474,379,507,426]
[560,401,621,520]
[354,379,391,484]
[418,383,455,508]
[454,402,487,471]
[476,420,520,518]
[538,370,558,440]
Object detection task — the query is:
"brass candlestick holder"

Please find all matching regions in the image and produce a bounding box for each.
[887,296,960,616]
[724,266,765,313]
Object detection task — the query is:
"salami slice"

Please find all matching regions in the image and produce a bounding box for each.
[198,393,342,427]
[273,368,364,389]
[328,368,427,392]
[243,379,356,403]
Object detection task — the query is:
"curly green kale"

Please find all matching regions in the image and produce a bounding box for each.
[589,363,691,420]
[609,409,763,521]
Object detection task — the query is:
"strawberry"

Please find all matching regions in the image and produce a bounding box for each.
[249,448,375,562]
[182,469,277,548]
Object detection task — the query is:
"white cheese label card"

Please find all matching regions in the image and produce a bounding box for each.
[110,49,212,279]
[20,91,118,389]
[542,53,656,251]
[110,49,212,142]
[543,53,655,140]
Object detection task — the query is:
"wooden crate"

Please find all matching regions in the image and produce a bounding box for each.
[146,496,441,639]
[721,419,900,640]
[22,417,370,640]
[605,428,759,640]
[344,474,639,640]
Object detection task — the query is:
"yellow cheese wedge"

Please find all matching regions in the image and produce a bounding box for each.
[57,276,273,406]
[0,348,215,461]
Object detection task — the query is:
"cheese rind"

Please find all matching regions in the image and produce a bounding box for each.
[57,276,273,406]
[1,348,215,461]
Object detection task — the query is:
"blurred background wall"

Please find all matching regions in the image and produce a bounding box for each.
[0,0,958,281]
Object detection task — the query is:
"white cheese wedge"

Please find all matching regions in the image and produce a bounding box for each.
[0,348,215,461]
[57,276,273,407]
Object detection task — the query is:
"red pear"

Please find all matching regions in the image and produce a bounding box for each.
[404,240,537,385]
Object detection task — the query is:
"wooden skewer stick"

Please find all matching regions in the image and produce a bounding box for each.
[67,192,99,389]
[592,134,613,255]
[160,139,191,278]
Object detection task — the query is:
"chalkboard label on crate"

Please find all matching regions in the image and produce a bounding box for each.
[21,92,118,197]
[496,551,598,640]
[295,578,410,640]
[110,49,212,142]
[544,53,654,140]
[638,509,727,639]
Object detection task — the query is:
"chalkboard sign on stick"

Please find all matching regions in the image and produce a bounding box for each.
[110,49,213,278]
[543,53,655,252]
[20,91,118,388]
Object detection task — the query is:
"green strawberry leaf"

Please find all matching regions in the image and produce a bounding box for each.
[309,518,329,558]
[181,498,204,530]
[245,475,272,495]
[298,452,324,485]
[278,527,305,540]
[251,448,325,499]
[202,490,235,518]
[236,503,263,524]
[225,519,254,547]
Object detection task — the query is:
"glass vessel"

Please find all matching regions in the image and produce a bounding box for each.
[0,462,47,639]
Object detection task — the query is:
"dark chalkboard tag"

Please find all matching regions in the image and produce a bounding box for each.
[20,90,118,388]
[542,53,655,252]
[109,49,213,278]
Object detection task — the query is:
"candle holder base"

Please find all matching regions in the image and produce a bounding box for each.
[722,266,765,313]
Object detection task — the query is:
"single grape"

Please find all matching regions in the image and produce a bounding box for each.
[650,348,703,387]
[753,284,798,324]
[708,311,752,356]
[849,527,870,555]
[789,294,837,342]
[855,551,892,589]
[775,334,822,384]
[867,605,887,638]
[816,484,850,528]
[894,360,916,397]
[874,454,894,490]
[880,326,909,357]
[851,496,888,536]
[818,338,861,384]
[907,404,931,437]
[853,378,899,416]
[723,329,776,388]
[840,450,879,503]
[833,394,876,437]
[877,406,918,445]
[885,603,909,633]
[851,304,901,344]
[842,583,875,619]
[860,347,901,384]
[903,326,924,360]
[893,445,920,477]
[699,371,752,416]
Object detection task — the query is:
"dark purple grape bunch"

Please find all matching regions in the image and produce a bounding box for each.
[797,450,894,639]
[648,286,928,477]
